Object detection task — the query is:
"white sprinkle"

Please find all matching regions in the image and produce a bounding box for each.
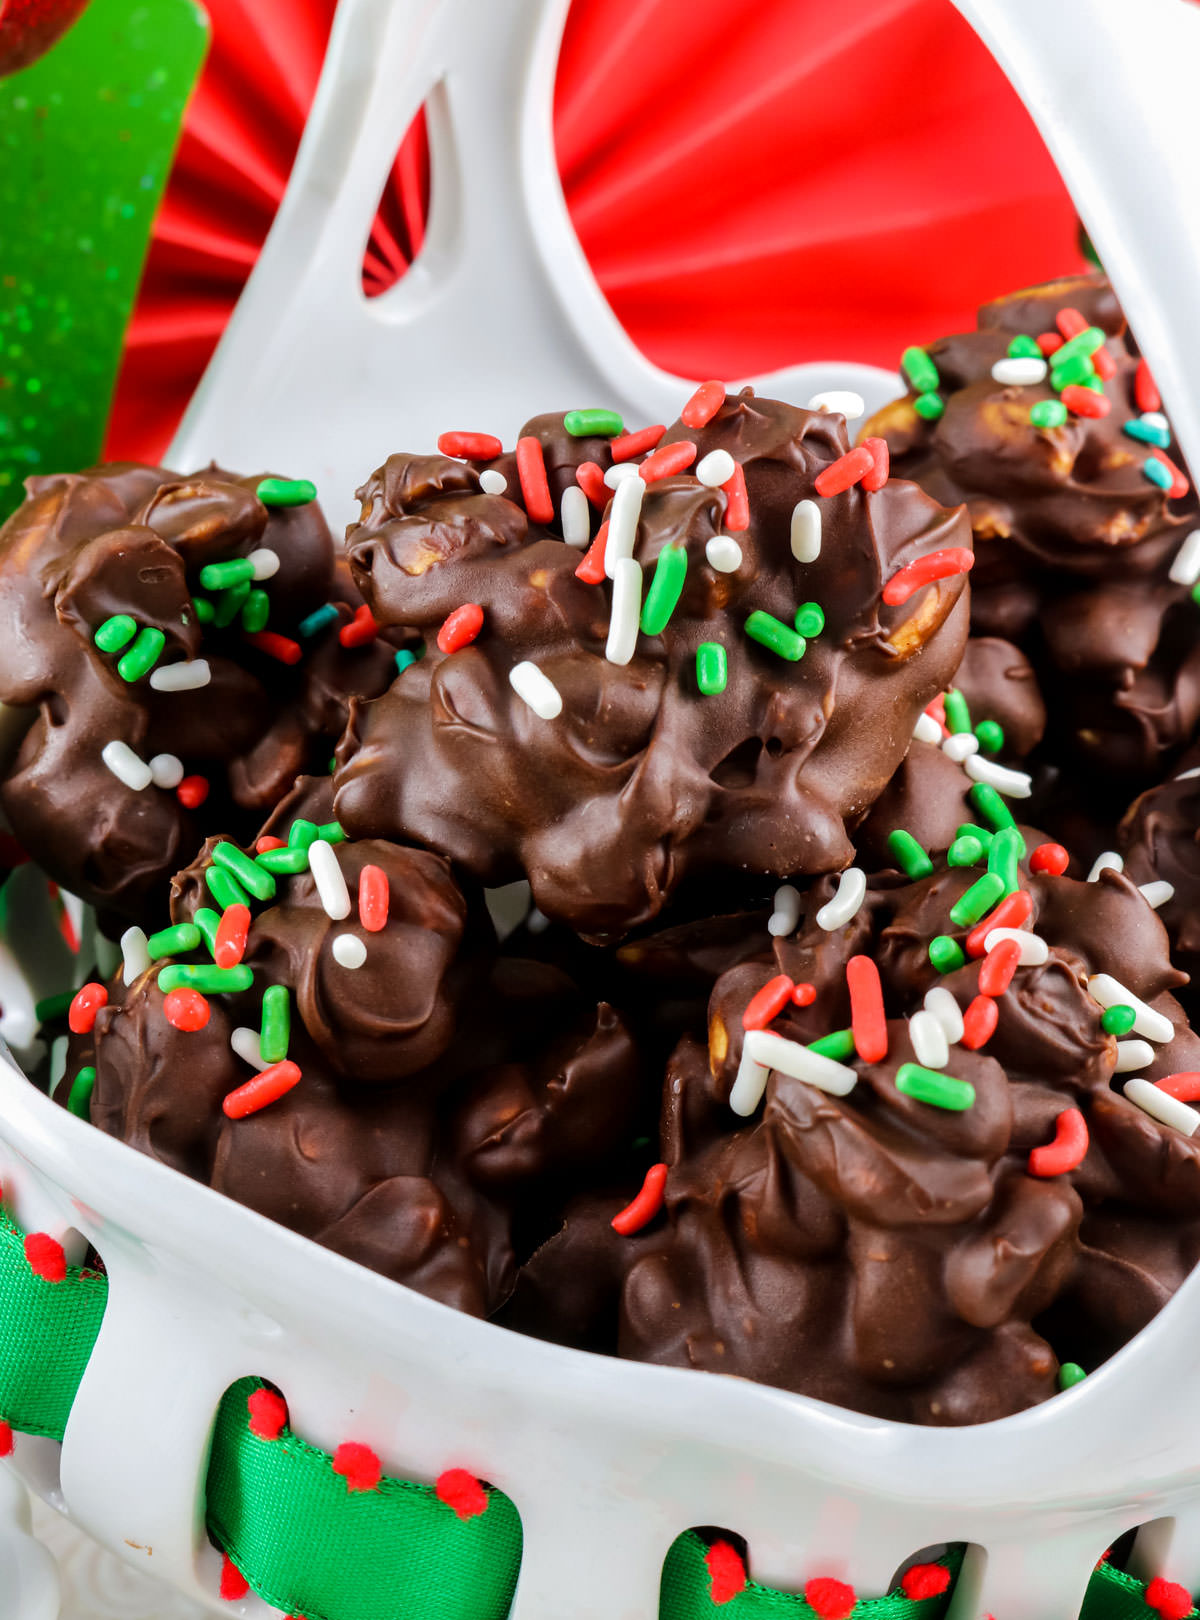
[101,740,152,791]
[1115,1038,1155,1073]
[1176,766,1200,782]
[767,883,802,938]
[120,925,151,983]
[744,1028,857,1096]
[991,357,1048,387]
[605,474,645,577]
[49,1034,68,1089]
[560,484,590,547]
[479,469,508,495]
[816,867,866,932]
[526,906,551,935]
[696,449,735,487]
[231,1026,269,1072]
[912,712,942,745]
[924,986,964,1045]
[604,462,643,490]
[1087,850,1124,882]
[983,927,1048,966]
[605,558,642,666]
[729,1046,771,1116]
[909,1009,949,1069]
[1169,530,1200,586]
[248,548,280,581]
[790,499,822,563]
[308,838,351,920]
[332,933,367,969]
[1087,973,1175,1043]
[807,389,865,421]
[963,754,1032,797]
[149,658,211,692]
[705,535,743,573]
[1139,880,1175,910]
[509,660,563,719]
[1142,411,1170,435]
[942,732,980,763]
[149,752,184,790]
[1123,1077,1200,1136]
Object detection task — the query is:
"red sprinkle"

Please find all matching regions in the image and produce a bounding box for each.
[575,521,609,584]
[611,1162,668,1236]
[219,1555,249,1601]
[1150,448,1190,500]
[333,1441,381,1492]
[437,603,484,655]
[245,630,302,664]
[681,379,726,430]
[0,1420,11,1458]
[1136,357,1162,414]
[860,436,890,492]
[639,439,697,483]
[902,1565,951,1602]
[214,904,251,968]
[1146,1577,1193,1620]
[247,1386,288,1440]
[966,889,1033,958]
[721,461,749,531]
[515,435,554,523]
[223,1060,302,1120]
[882,547,974,606]
[1061,384,1110,419]
[436,1468,489,1520]
[705,1540,747,1606]
[978,937,1021,998]
[575,461,608,509]
[1056,306,1088,339]
[961,994,999,1050]
[358,864,389,932]
[814,445,874,498]
[611,423,666,462]
[24,1233,66,1283]
[743,974,795,1031]
[846,954,888,1063]
[69,982,107,1034]
[1091,344,1117,382]
[1029,1106,1089,1177]
[926,693,947,728]
[437,431,503,461]
[1030,842,1069,876]
[1036,330,1064,355]
[339,604,379,648]
[792,981,817,1007]
[177,775,210,810]
[805,1578,857,1620]
[1156,1073,1200,1103]
[164,988,210,1032]
[256,835,286,853]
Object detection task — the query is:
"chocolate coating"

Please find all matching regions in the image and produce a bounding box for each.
[333,394,971,941]
[1120,745,1200,1017]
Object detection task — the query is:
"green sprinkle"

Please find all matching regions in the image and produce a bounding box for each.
[969,781,1016,832]
[241,589,270,634]
[1051,351,1100,390]
[94,614,137,653]
[213,580,251,628]
[745,610,805,662]
[158,964,254,994]
[956,823,994,850]
[117,626,165,682]
[192,596,216,624]
[35,991,74,1023]
[206,866,251,912]
[194,907,221,956]
[1058,1362,1087,1391]
[67,1066,97,1119]
[810,1028,855,1061]
[1007,334,1043,360]
[563,409,623,438]
[1144,456,1173,492]
[988,826,1025,898]
[975,719,1004,755]
[950,870,1006,927]
[640,543,687,636]
[696,642,727,696]
[318,821,348,845]
[395,649,417,675]
[896,1062,975,1111]
[1101,1004,1136,1035]
[146,922,202,961]
[257,477,317,507]
[793,602,825,638]
[288,819,319,850]
[943,688,972,735]
[1123,416,1171,449]
[901,345,940,395]
[1030,399,1068,430]
[929,936,966,974]
[199,557,255,591]
[213,841,276,902]
[260,984,290,1063]
[887,829,933,880]
[1191,580,1200,607]
[913,392,944,421]
[297,603,340,638]
[1054,325,1106,366]
[255,847,310,875]
[948,835,986,868]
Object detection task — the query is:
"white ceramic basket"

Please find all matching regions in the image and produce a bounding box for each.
[5,0,1200,1615]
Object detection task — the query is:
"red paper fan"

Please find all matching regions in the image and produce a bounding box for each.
[106,0,1084,466]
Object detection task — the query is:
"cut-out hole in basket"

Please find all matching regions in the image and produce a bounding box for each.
[360,107,431,299]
